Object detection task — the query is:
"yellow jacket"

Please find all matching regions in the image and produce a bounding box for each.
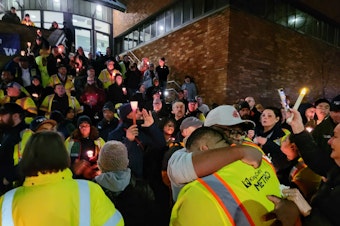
[48,74,75,95]
[170,157,281,225]
[35,55,50,88]
[98,69,121,89]
[0,169,124,226]
[0,96,37,124]
[13,129,33,166]
[40,94,83,118]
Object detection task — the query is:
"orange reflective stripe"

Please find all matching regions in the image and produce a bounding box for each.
[198,173,255,226]
[197,177,235,225]
[214,173,254,225]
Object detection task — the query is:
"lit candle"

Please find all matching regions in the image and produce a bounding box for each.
[86,150,94,158]
[286,88,307,124]
[122,87,127,93]
[130,101,138,125]
[293,88,307,110]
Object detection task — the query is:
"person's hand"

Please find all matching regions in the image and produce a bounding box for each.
[263,195,301,226]
[72,159,90,175]
[282,188,312,216]
[240,146,262,168]
[247,129,255,140]
[285,109,305,134]
[82,164,99,179]
[256,136,267,146]
[141,109,154,127]
[3,177,9,185]
[126,124,138,141]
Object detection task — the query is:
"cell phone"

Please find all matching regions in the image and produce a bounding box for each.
[278,88,290,112]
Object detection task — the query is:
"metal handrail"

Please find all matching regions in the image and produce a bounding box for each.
[166,80,181,90]
[128,50,141,64]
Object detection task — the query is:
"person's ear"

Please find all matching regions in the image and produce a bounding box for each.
[200,144,209,152]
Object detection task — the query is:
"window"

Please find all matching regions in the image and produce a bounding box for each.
[165,10,172,32]
[73,15,92,29]
[157,13,165,36]
[44,11,63,29]
[24,10,41,28]
[173,2,182,28]
[96,33,109,53]
[94,20,110,34]
[183,0,191,23]
[193,0,204,18]
[144,24,151,42]
[75,28,91,55]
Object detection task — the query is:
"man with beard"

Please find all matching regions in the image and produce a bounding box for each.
[0,103,27,195]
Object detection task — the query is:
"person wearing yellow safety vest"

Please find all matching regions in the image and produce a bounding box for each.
[40,83,82,118]
[0,82,37,124]
[35,48,51,88]
[170,127,282,225]
[0,131,124,226]
[98,59,121,90]
[65,115,105,180]
[13,116,57,166]
[48,63,75,96]
[167,105,264,201]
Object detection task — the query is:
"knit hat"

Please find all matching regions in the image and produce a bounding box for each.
[102,101,115,112]
[118,103,132,120]
[204,105,255,127]
[97,140,129,172]
[330,95,340,112]
[314,98,330,107]
[77,115,92,127]
[180,117,203,131]
[237,101,250,111]
[30,116,57,132]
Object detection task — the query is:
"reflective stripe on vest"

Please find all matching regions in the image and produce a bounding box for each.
[0,180,122,226]
[197,173,255,226]
[1,188,18,226]
[103,209,123,226]
[78,180,91,226]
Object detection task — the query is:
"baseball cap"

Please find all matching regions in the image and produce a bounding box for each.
[102,101,115,112]
[7,82,22,89]
[30,116,57,132]
[180,117,203,131]
[330,95,340,112]
[204,105,255,127]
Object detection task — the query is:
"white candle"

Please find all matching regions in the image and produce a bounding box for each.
[293,88,307,110]
[86,150,94,158]
[130,101,138,125]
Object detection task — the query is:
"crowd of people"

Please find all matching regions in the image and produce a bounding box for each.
[1,7,340,225]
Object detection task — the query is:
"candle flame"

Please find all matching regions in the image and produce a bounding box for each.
[130,101,138,111]
[300,88,307,95]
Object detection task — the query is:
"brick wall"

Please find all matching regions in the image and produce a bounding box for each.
[127,7,340,107]
[113,0,175,37]
[228,9,340,106]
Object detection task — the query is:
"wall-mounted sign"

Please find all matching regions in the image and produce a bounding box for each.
[0,33,20,56]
